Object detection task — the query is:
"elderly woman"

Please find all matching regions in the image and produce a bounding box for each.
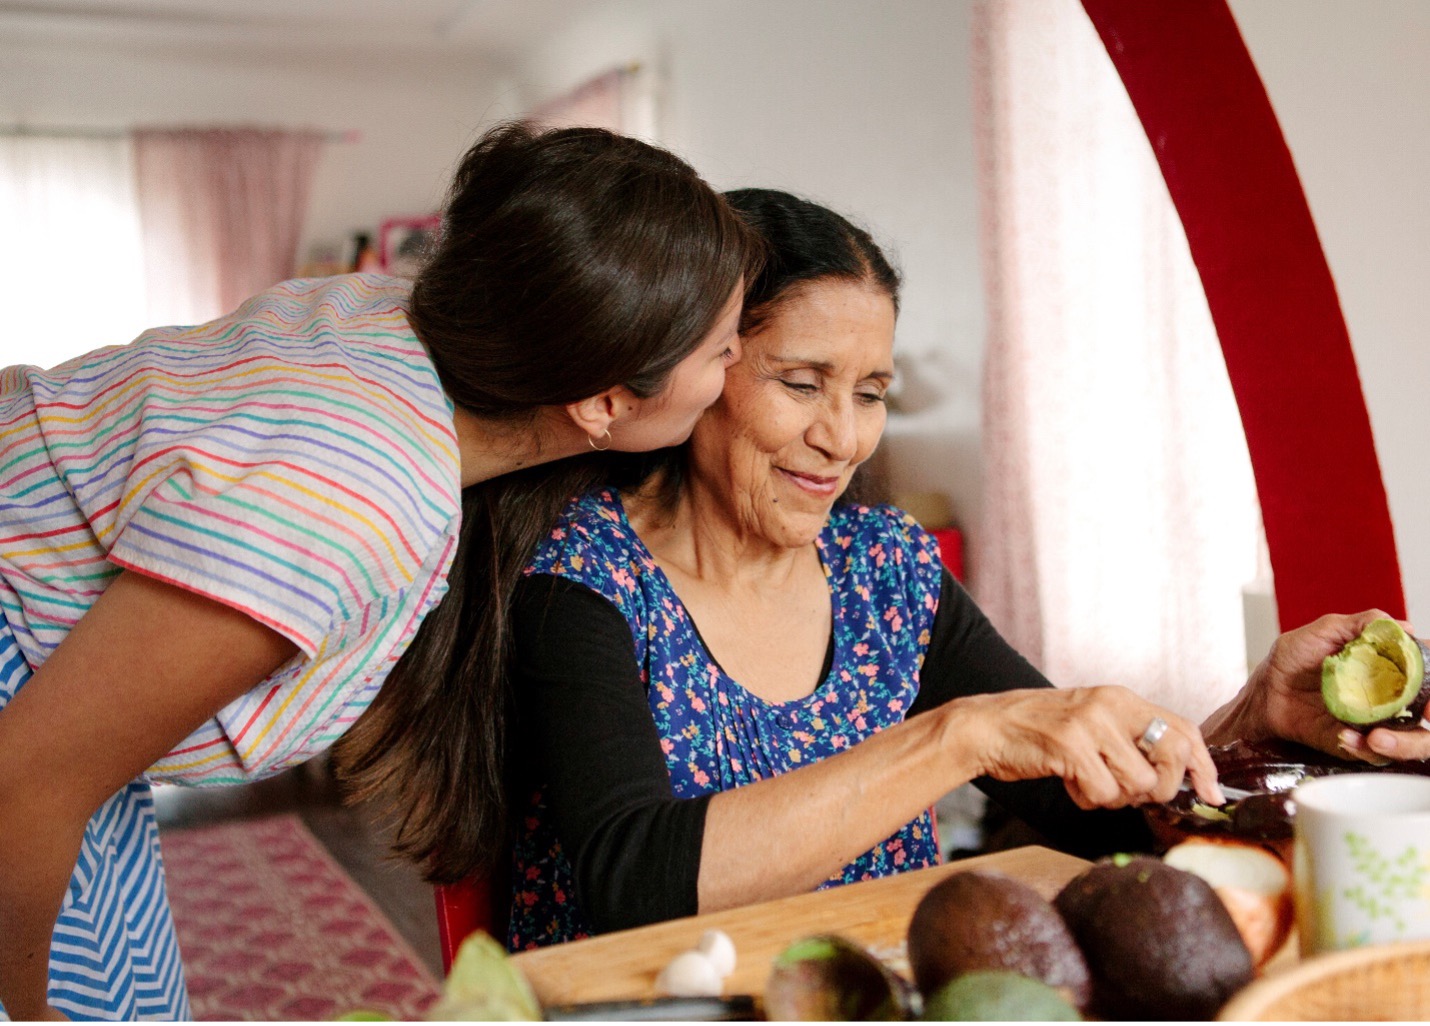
[504,189,1417,949]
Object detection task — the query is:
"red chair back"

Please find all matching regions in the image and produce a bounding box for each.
[434,873,506,974]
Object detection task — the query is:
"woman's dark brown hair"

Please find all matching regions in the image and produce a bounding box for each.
[623,187,901,509]
[331,122,762,884]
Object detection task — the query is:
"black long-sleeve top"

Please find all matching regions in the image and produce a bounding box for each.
[510,563,1151,938]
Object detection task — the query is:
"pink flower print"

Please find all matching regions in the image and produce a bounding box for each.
[917,548,930,564]
[658,684,675,703]
[526,866,541,881]
[839,535,853,549]
[611,567,636,591]
[840,669,853,682]
[887,699,904,713]
[555,888,567,904]
[691,695,707,713]
[859,663,878,678]
[718,691,730,706]
[856,716,868,730]
[893,849,907,867]
[883,608,903,632]
[731,758,743,773]
[870,543,886,567]
[660,738,674,755]
[551,528,567,541]
[832,735,849,749]
[893,548,904,565]
[693,769,711,787]
[853,642,869,656]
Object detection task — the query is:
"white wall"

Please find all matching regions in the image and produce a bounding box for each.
[0,33,514,277]
[1231,0,1430,626]
[511,0,986,545]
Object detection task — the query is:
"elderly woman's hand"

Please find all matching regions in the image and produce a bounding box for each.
[1205,609,1430,764]
[955,686,1223,809]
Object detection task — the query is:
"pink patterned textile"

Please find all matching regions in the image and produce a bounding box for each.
[161,813,440,1021]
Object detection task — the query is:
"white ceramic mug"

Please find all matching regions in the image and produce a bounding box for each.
[1293,773,1430,956]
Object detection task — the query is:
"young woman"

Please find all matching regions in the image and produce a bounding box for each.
[0,122,761,1021]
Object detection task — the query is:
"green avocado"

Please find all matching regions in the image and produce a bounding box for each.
[763,934,910,1021]
[906,870,1090,1011]
[1321,618,1430,727]
[921,971,1081,1022]
[1053,857,1252,1020]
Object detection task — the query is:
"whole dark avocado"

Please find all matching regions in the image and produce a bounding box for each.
[906,870,1092,1011]
[1054,856,1253,1021]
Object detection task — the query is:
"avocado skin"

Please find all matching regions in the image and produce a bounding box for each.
[906,870,1092,1011]
[763,934,908,1021]
[1053,857,1253,1021]
[921,970,1082,1022]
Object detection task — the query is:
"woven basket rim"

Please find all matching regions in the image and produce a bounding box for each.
[1219,938,1430,1021]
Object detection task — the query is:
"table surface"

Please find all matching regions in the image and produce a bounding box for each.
[509,844,1091,1007]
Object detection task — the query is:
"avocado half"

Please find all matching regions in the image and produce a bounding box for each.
[1320,618,1430,727]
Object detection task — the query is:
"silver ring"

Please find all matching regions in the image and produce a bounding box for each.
[1137,716,1170,755]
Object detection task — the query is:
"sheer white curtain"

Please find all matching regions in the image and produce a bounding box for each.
[972,0,1263,721]
[0,136,148,368]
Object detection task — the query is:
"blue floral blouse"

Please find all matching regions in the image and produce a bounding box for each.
[507,488,945,949]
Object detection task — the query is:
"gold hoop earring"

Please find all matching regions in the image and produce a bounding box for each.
[588,429,612,452]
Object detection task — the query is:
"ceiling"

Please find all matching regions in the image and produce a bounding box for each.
[0,0,596,58]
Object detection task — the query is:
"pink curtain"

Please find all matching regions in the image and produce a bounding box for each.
[530,68,629,133]
[971,0,1264,721]
[133,128,325,325]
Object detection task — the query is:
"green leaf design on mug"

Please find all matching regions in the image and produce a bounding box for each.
[1341,831,1427,934]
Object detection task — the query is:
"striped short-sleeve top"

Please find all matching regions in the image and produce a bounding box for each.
[0,273,462,783]
[0,274,459,1019]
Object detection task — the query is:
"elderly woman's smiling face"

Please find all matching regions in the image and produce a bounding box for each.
[688,278,896,547]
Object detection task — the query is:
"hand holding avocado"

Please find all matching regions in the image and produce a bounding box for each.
[956,685,1224,809]
[1204,609,1430,764]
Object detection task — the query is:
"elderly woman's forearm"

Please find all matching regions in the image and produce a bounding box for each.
[696,704,981,912]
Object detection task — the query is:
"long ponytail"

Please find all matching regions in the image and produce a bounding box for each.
[331,123,761,883]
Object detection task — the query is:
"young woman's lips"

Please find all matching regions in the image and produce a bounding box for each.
[776,467,840,497]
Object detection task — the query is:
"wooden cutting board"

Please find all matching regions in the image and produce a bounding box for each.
[510,844,1090,1006]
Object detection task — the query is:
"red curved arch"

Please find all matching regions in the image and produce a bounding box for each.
[1080,0,1404,630]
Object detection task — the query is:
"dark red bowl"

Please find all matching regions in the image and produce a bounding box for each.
[1143,738,1430,860]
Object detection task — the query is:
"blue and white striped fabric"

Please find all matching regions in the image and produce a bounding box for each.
[0,624,190,1021]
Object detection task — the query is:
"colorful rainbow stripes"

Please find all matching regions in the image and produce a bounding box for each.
[0,274,461,783]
